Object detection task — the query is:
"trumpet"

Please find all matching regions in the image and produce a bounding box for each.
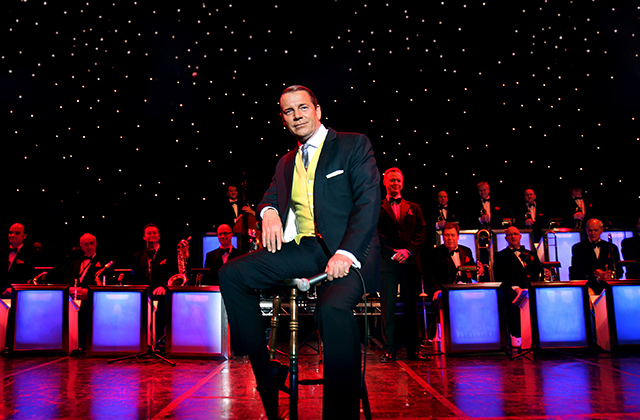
[94,261,113,285]
[28,271,47,285]
[168,237,191,286]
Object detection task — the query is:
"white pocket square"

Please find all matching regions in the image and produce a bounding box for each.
[326,170,344,179]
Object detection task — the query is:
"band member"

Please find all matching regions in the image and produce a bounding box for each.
[562,186,591,229]
[621,217,640,279]
[434,190,457,234]
[570,219,623,295]
[131,224,179,343]
[66,233,110,287]
[219,85,380,419]
[493,227,541,347]
[204,224,245,285]
[474,181,501,230]
[1,223,34,297]
[221,185,256,228]
[378,168,427,362]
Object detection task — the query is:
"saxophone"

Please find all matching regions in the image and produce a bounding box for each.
[168,237,191,286]
[94,261,114,285]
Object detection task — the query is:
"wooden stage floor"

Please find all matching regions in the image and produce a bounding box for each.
[1,339,639,419]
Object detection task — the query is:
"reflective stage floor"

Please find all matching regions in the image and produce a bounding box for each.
[1,341,639,419]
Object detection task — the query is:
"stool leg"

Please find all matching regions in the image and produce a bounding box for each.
[268,294,281,360]
[289,288,299,419]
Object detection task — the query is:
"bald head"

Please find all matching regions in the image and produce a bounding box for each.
[80,233,97,257]
[8,223,26,248]
[505,226,522,249]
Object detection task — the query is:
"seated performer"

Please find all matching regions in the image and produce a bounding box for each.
[570,219,623,295]
[219,85,380,419]
[493,226,541,347]
[1,223,34,297]
[204,224,245,285]
[66,233,110,288]
[621,217,640,279]
[131,223,179,344]
[378,167,427,362]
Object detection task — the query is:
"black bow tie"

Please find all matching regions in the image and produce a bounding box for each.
[481,198,490,204]
[9,248,17,253]
[510,247,522,253]
[439,205,447,209]
[389,197,401,205]
[230,199,238,204]
[591,241,601,249]
[221,248,231,254]
[83,256,93,261]
[449,249,459,256]
[574,197,583,200]
[527,203,536,208]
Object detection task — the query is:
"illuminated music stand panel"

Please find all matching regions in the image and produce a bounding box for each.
[166,286,229,359]
[603,280,640,349]
[494,229,534,252]
[550,230,582,281]
[86,285,149,357]
[8,285,70,355]
[529,281,592,349]
[441,283,507,354]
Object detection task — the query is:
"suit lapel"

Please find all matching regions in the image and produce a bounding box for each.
[382,200,395,222]
[399,200,409,225]
[313,130,336,203]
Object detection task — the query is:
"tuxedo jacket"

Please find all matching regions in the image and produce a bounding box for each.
[493,247,541,297]
[570,240,622,295]
[473,197,501,229]
[621,235,640,279]
[66,254,111,286]
[378,198,426,273]
[561,196,592,228]
[131,246,179,291]
[256,128,380,290]
[218,199,243,230]
[204,247,245,285]
[0,246,34,292]
[426,244,477,292]
[432,204,458,228]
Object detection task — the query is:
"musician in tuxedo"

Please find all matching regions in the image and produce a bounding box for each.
[131,223,179,343]
[219,85,380,420]
[378,167,427,362]
[516,189,546,243]
[570,219,623,295]
[220,185,256,229]
[621,217,640,279]
[66,233,110,287]
[474,181,501,230]
[1,223,34,297]
[493,227,541,346]
[562,186,591,229]
[204,224,244,285]
[433,190,457,235]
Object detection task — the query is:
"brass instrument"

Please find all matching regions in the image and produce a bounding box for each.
[28,271,47,285]
[94,261,114,285]
[168,237,191,286]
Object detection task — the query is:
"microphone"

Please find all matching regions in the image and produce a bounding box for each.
[282,273,329,292]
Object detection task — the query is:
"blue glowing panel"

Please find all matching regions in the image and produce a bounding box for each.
[92,291,142,352]
[496,232,532,252]
[202,236,239,267]
[171,292,222,353]
[555,232,582,281]
[14,290,64,350]
[612,285,640,345]
[457,233,477,262]
[448,289,501,350]
[535,287,587,347]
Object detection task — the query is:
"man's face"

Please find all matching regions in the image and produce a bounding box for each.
[478,184,490,200]
[143,226,160,244]
[8,224,26,248]
[384,171,403,197]
[524,189,536,204]
[437,191,448,206]
[227,186,238,200]
[586,221,603,243]
[570,188,582,198]
[505,227,522,248]
[80,235,97,257]
[443,228,459,251]
[280,91,322,143]
[217,225,233,249]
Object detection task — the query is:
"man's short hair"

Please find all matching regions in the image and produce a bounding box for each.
[477,181,489,189]
[281,85,318,108]
[143,223,159,233]
[383,167,403,178]
[443,222,460,234]
[586,219,603,229]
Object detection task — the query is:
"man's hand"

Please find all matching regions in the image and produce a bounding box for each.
[242,205,255,216]
[392,249,411,264]
[261,209,284,253]
[477,261,485,277]
[436,220,446,229]
[480,214,491,223]
[153,286,166,296]
[326,254,353,281]
[594,269,612,282]
[574,211,585,221]
[525,219,535,227]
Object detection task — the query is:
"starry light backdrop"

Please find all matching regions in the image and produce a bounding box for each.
[2,0,639,262]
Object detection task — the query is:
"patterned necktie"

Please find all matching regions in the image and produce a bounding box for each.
[301,143,310,170]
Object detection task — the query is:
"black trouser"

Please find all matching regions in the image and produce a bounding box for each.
[380,267,420,355]
[219,237,363,419]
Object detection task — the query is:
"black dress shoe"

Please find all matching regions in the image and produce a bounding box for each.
[380,352,396,363]
[406,352,430,361]
[258,361,289,420]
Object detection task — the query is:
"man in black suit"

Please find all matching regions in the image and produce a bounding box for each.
[378,167,427,362]
[475,181,501,230]
[621,217,640,279]
[570,219,623,295]
[433,190,457,235]
[493,226,541,347]
[219,184,256,229]
[204,224,244,285]
[516,189,546,243]
[562,186,591,229]
[219,85,380,420]
[131,223,179,343]
[1,223,34,297]
[66,233,110,287]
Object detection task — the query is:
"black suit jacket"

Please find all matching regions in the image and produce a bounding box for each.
[427,244,477,292]
[256,128,380,289]
[621,235,640,279]
[515,202,546,241]
[66,254,111,286]
[204,247,245,285]
[570,240,622,295]
[561,196,592,229]
[378,198,426,273]
[473,197,501,230]
[493,246,541,300]
[0,246,34,293]
[432,204,458,228]
[131,246,179,291]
